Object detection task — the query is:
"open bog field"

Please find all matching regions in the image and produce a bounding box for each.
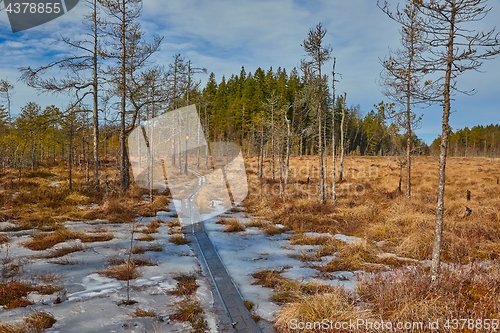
[1,156,500,333]
[244,155,500,332]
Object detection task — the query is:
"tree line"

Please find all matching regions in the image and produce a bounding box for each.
[431,124,500,157]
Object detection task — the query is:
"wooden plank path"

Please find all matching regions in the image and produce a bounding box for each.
[189,221,263,333]
[184,169,263,333]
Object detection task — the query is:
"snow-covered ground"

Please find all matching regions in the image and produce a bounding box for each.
[0,200,361,333]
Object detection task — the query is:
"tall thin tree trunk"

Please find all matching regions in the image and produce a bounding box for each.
[430,8,454,283]
[285,117,291,185]
[339,93,346,182]
[318,98,325,204]
[331,59,337,202]
[92,0,100,189]
[119,2,129,196]
[258,126,264,179]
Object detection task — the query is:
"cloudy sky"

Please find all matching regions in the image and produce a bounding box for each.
[1,0,499,144]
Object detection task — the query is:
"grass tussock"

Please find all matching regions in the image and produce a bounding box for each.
[169,234,188,245]
[221,218,246,232]
[166,219,181,228]
[41,243,83,259]
[319,242,383,273]
[169,273,199,297]
[23,311,57,333]
[98,262,141,281]
[251,269,338,304]
[246,218,266,228]
[23,228,113,251]
[23,228,79,251]
[82,197,136,223]
[145,242,163,252]
[134,308,156,317]
[0,311,56,333]
[135,234,155,242]
[130,246,145,254]
[264,224,287,236]
[169,299,207,333]
[0,234,9,245]
[136,196,170,217]
[141,219,162,234]
[289,234,332,246]
[78,232,114,243]
[0,280,61,309]
[0,281,33,309]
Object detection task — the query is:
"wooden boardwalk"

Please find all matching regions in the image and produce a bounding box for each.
[189,220,263,333]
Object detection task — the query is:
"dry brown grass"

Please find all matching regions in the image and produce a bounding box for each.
[41,243,83,259]
[0,281,33,309]
[23,228,114,251]
[169,273,199,297]
[275,288,370,333]
[245,156,500,328]
[251,269,339,304]
[263,224,287,235]
[0,280,61,309]
[135,234,155,242]
[134,308,156,317]
[168,272,206,332]
[0,322,20,333]
[169,299,207,333]
[141,219,162,234]
[130,246,146,254]
[145,242,164,252]
[0,311,56,333]
[289,234,332,246]
[22,228,79,251]
[169,234,188,245]
[98,262,141,281]
[245,156,500,264]
[0,234,9,245]
[245,218,266,228]
[82,197,136,222]
[79,232,114,243]
[221,218,246,232]
[357,263,500,332]
[23,311,57,332]
[135,196,170,217]
[318,241,385,273]
[167,219,181,228]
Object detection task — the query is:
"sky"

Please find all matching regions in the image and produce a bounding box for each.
[0,0,500,144]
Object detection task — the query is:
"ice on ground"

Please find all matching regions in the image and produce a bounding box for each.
[304,232,333,238]
[0,211,220,333]
[334,233,364,245]
[68,274,121,301]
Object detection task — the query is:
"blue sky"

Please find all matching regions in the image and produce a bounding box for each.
[1,0,499,144]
